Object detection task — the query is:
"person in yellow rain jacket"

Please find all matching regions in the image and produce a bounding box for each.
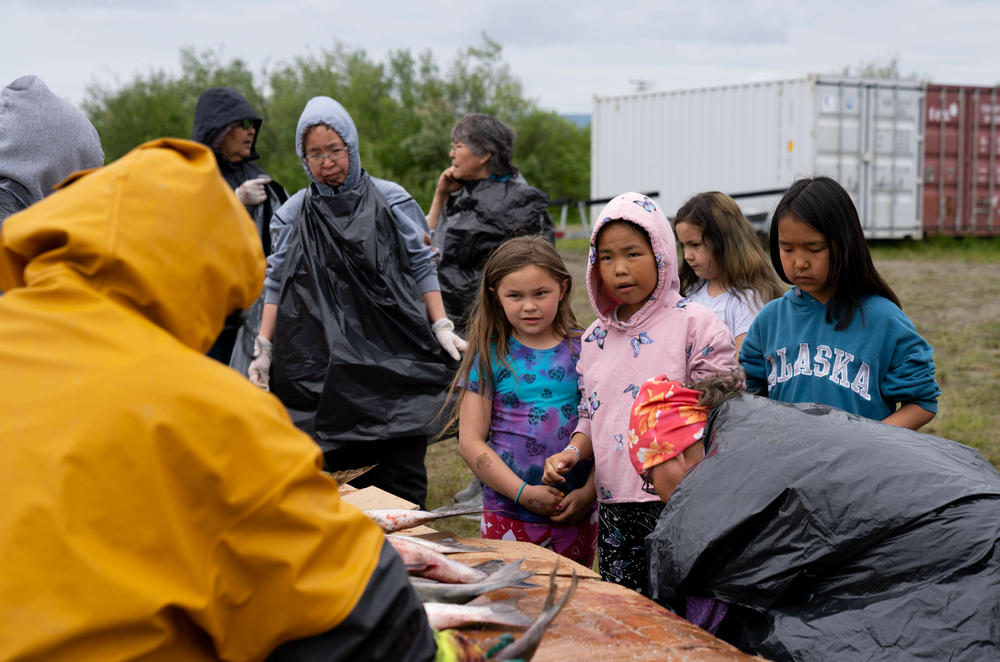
[0,139,485,662]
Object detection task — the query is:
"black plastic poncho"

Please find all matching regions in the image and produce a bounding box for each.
[192,87,288,365]
[648,394,1000,661]
[431,176,554,329]
[269,174,454,450]
[222,168,287,371]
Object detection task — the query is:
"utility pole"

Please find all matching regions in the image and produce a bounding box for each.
[629,79,654,93]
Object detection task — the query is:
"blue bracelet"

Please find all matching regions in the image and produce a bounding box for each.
[514,481,527,504]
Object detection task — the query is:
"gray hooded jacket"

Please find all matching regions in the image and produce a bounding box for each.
[0,75,103,224]
[263,96,438,303]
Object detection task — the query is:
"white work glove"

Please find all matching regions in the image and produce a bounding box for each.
[431,318,467,361]
[248,336,273,391]
[235,176,271,206]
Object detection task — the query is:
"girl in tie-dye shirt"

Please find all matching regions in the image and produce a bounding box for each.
[443,236,597,566]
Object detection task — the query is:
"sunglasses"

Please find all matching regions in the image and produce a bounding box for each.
[238,118,254,130]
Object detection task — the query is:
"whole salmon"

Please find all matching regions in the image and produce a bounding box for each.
[387,535,489,584]
[424,599,533,630]
[410,560,536,604]
[365,504,485,533]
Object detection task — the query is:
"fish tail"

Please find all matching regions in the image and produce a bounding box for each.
[490,564,578,661]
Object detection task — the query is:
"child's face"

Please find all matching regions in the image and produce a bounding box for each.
[675,221,719,284]
[776,213,832,303]
[596,222,658,321]
[495,265,567,348]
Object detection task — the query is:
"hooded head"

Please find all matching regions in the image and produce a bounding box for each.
[0,138,265,353]
[191,87,263,162]
[0,75,104,206]
[294,96,362,192]
[586,192,681,329]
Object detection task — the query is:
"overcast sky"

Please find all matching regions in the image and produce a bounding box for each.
[4,0,999,115]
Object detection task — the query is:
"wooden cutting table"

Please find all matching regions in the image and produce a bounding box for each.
[341,485,767,661]
[418,534,766,661]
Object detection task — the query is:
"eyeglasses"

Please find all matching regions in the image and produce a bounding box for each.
[238,118,255,130]
[305,146,348,165]
[640,472,658,496]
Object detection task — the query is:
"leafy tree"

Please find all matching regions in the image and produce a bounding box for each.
[512,110,590,203]
[841,55,928,82]
[442,35,530,119]
[82,36,589,211]
[83,48,263,163]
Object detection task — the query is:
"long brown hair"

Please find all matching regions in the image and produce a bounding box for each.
[675,191,784,307]
[438,236,580,437]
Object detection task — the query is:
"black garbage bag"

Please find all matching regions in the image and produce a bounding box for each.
[229,181,288,375]
[432,176,554,330]
[648,394,1000,661]
[228,293,265,376]
[269,174,455,450]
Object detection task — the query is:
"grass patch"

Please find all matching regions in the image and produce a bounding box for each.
[915,318,1000,465]
[425,437,482,539]
[556,236,591,253]
[863,259,1000,466]
[871,236,1000,262]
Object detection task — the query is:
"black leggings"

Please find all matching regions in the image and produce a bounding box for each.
[597,500,665,595]
[323,436,428,510]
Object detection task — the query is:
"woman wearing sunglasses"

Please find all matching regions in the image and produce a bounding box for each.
[192,87,288,365]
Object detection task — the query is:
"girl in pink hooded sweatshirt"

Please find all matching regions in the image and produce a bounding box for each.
[544,192,737,594]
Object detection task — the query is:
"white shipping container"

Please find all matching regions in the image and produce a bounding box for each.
[591,74,925,238]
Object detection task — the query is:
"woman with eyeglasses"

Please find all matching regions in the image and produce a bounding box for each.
[426,113,555,333]
[247,96,466,508]
[192,87,288,365]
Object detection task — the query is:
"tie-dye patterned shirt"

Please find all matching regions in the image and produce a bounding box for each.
[466,336,593,523]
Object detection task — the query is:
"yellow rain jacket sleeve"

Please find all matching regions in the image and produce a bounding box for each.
[0,139,393,661]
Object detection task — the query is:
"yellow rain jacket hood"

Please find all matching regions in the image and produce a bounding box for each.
[0,139,386,661]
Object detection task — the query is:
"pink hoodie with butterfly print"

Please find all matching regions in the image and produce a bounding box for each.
[576,192,738,504]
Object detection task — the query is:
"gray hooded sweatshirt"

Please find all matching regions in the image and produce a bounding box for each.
[263,96,438,303]
[0,75,104,224]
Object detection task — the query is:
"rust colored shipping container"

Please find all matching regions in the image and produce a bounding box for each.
[924,84,1000,236]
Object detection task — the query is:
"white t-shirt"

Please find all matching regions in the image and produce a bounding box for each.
[684,280,764,338]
